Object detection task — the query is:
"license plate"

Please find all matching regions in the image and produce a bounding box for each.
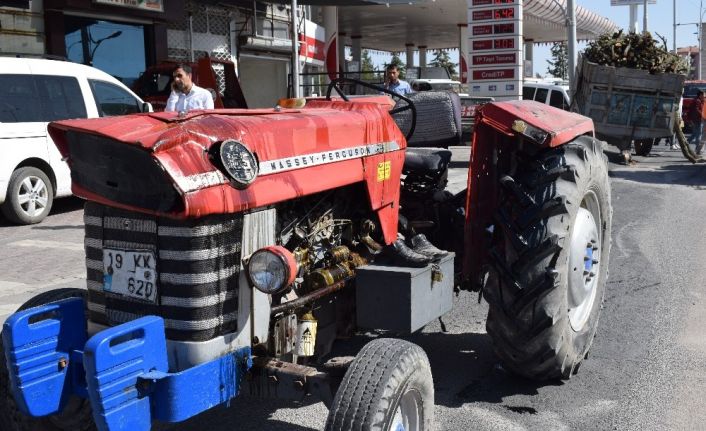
[103,248,158,303]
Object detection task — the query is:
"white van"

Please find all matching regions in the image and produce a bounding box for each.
[522,81,571,110]
[0,57,151,224]
[410,78,463,94]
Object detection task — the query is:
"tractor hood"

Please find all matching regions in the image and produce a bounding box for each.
[48,101,406,240]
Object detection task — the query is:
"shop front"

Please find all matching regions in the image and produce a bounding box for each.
[43,0,184,85]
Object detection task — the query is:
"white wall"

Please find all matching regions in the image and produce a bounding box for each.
[0,0,45,55]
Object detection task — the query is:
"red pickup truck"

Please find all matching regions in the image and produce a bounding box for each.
[131,57,246,111]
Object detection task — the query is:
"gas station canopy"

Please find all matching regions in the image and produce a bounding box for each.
[327,0,618,51]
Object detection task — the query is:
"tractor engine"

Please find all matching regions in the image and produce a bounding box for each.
[83,184,377,367]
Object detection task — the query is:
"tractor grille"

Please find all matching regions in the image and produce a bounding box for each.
[66,131,182,213]
[83,202,243,342]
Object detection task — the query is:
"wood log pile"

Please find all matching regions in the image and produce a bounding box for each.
[583,30,688,75]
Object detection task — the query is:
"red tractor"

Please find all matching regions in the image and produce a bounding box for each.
[1,78,611,431]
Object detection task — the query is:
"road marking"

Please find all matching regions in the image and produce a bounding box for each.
[9,239,83,251]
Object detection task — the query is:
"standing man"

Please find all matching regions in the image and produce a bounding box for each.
[165,64,214,113]
[384,64,413,96]
[688,90,704,151]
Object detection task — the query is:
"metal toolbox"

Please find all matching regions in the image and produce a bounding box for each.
[355,253,454,333]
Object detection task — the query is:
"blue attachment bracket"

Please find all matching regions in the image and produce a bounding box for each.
[83,316,253,431]
[2,297,87,417]
[143,345,252,423]
[83,316,169,431]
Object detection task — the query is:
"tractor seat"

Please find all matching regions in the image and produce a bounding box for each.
[403,148,453,173]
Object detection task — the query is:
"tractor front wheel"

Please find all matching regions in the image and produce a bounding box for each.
[324,338,434,431]
[484,135,612,380]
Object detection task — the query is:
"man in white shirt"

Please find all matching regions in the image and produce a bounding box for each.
[165,64,214,113]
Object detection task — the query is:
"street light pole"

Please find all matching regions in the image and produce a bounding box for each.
[88,30,122,66]
[673,0,677,52]
[696,0,704,79]
[567,0,577,86]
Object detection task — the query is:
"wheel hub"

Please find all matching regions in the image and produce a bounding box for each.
[18,175,48,217]
[389,388,422,431]
[568,196,602,332]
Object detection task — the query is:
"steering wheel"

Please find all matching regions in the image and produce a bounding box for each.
[325,77,417,141]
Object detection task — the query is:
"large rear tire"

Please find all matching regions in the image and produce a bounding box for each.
[484,136,612,380]
[0,288,96,431]
[324,338,434,431]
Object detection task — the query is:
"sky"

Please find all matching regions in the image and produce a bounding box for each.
[370,0,702,78]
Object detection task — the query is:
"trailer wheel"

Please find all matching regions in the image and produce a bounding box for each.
[1,288,96,431]
[324,338,434,431]
[485,135,612,381]
[633,138,654,156]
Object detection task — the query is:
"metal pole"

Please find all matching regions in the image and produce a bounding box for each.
[673,0,677,52]
[629,4,638,33]
[643,0,648,34]
[291,0,300,97]
[701,0,703,80]
[567,0,577,87]
[188,13,194,63]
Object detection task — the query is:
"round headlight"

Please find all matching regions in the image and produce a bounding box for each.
[219,139,258,188]
[247,246,298,294]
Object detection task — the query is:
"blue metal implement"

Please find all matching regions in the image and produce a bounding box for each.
[2,297,87,417]
[82,316,252,430]
[83,316,169,431]
[5,304,253,431]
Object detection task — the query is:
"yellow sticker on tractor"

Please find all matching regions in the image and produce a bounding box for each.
[377,161,391,182]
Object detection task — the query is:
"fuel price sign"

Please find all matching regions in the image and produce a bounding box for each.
[468,0,523,100]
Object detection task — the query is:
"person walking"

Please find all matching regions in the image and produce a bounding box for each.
[688,90,704,151]
[165,64,214,113]
[697,91,706,155]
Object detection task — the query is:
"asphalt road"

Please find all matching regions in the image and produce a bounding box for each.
[1,143,706,430]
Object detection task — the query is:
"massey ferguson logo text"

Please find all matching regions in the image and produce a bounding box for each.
[259,142,400,175]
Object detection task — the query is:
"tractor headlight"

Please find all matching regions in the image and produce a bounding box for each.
[247,246,298,294]
[219,139,258,188]
[512,120,550,145]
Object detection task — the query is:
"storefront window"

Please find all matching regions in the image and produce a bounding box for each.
[64,16,146,87]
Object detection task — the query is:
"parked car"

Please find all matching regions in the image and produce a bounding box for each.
[410,78,463,94]
[523,80,571,110]
[0,57,151,224]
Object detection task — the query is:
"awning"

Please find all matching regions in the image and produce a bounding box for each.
[331,0,618,51]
